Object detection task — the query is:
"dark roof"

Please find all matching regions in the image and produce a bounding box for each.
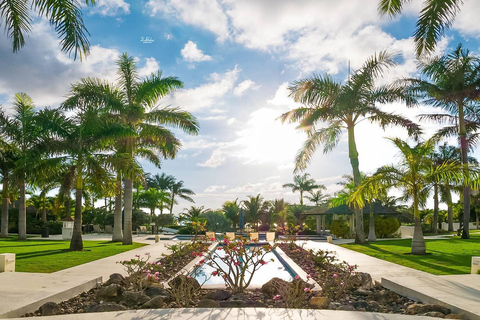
[303,203,399,216]
[61,216,74,221]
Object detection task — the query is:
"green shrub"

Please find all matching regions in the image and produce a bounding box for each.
[364,216,400,238]
[200,211,232,232]
[329,219,349,238]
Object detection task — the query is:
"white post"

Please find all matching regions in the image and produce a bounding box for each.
[472,257,480,274]
[321,215,326,235]
[0,253,15,272]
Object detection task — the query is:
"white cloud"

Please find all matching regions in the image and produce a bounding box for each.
[198,149,226,168]
[145,0,229,41]
[198,115,228,121]
[165,33,174,40]
[181,41,212,63]
[0,21,119,107]
[138,57,160,78]
[233,79,259,96]
[90,0,130,16]
[204,185,227,193]
[162,66,239,112]
[453,1,480,37]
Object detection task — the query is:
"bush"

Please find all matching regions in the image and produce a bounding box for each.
[259,223,270,232]
[25,219,62,235]
[329,219,349,238]
[45,221,62,234]
[364,216,400,238]
[200,211,232,232]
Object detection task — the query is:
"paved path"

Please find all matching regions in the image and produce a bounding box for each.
[6,308,436,320]
[302,240,480,320]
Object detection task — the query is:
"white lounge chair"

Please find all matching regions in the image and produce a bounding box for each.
[249,232,259,241]
[206,232,216,240]
[266,232,275,241]
[225,232,235,240]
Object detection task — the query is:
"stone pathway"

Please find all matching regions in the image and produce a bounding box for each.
[301,240,480,320]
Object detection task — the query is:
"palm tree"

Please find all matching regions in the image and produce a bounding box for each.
[281,51,421,244]
[222,199,240,229]
[242,194,264,231]
[138,188,171,216]
[168,179,195,215]
[305,189,329,206]
[409,44,480,238]
[63,53,199,245]
[0,93,47,240]
[0,148,16,237]
[180,205,209,222]
[378,0,465,56]
[146,173,175,192]
[283,173,321,205]
[352,138,477,254]
[1,0,96,59]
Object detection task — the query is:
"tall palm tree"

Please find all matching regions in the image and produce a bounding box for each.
[180,205,209,222]
[1,0,96,59]
[282,173,321,205]
[0,93,46,240]
[146,173,175,192]
[63,53,199,245]
[168,179,195,215]
[305,189,329,206]
[378,0,465,56]
[281,51,421,244]
[352,138,477,254]
[409,44,480,238]
[138,188,171,216]
[0,148,16,237]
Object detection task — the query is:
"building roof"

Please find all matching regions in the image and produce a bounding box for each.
[60,216,74,222]
[303,203,399,216]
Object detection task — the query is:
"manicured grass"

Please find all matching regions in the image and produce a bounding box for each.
[340,234,480,275]
[0,237,146,273]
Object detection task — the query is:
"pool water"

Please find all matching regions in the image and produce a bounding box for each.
[192,245,295,285]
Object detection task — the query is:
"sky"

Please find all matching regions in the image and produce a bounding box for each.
[1,0,480,215]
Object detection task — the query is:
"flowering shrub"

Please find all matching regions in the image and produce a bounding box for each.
[273,276,315,308]
[191,221,207,243]
[310,248,338,269]
[204,235,277,293]
[118,253,164,290]
[277,224,303,249]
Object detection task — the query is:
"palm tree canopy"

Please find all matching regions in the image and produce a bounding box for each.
[1,0,96,60]
[281,51,421,172]
[378,0,464,56]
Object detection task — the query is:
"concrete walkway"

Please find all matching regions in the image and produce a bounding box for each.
[0,240,176,318]
[302,240,480,320]
[5,308,438,320]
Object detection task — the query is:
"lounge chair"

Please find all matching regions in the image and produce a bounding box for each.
[249,232,259,241]
[138,225,148,235]
[266,232,275,241]
[225,232,235,240]
[206,232,216,240]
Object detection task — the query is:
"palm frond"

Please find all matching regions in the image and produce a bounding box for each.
[136,73,183,108]
[0,0,31,52]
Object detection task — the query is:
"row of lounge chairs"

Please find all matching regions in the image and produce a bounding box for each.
[205,232,276,242]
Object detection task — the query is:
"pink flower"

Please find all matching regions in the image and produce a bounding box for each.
[217,247,223,251]
[154,272,159,276]
[212,271,218,276]
[304,288,310,292]
[306,274,312,279]
[294,275,300,280]
[223,238,230,245]
[273,295,281,300]
[340,282,344,286]
[146,270,151,273]
[210,237,216,241]
[234,262,241,266]
[157,262,162,266]
[333,274,338,278]
[124,260,130,263]
[259,260,267,265]
[135,254,140,258]
[187,276,191,279]
[145,252,150,255]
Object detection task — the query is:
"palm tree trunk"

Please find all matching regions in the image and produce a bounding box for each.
[70,173,83,251]
[412,191,426,255]
[65,193,71,217]
[123,178,133,245]
[446,190,454,232]
[42,193,47,223]
[169,193,175,214]
[1,175,9,238]
[347,125,366,244]
[18,180,27,240]
[368,202,376,242]
[300,190,303,206]
[432,184,439,234]
[458,104,471,239]
[112,174,123,242]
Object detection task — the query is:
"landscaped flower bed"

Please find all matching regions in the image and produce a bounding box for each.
[24,239,465,319]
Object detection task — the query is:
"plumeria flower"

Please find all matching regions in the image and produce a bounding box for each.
[333,274,338,278]
[145,252,150,255]
[273,295,281,300]
[217,247,223,251]
[212,271,218,276]
[210,237,216,241]
[259,260,267,265]
[234,262,241,266]
[135,254,140,258]
[124,260,130,263]
[154,272,159,276]
[294,275,300,280]
[187,275,191,279]
[157,262,162,266]
[306,274,312,279]
[340,282,345,286]
[304,288,311,292]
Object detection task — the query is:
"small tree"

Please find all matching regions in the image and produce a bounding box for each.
[204,236,277,293]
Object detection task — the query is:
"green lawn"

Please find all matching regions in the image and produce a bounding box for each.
[340,234,480,275]
[0,237,146,273]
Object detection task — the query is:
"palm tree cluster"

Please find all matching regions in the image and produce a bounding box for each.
[282,45,480,254]
[0,53,199,250]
